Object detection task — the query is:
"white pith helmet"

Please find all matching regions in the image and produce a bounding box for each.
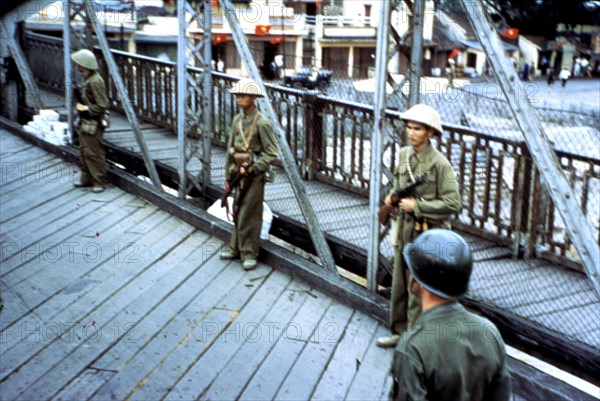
[400,104,443,135]
[229,78,264,97]
[71,49,98,70]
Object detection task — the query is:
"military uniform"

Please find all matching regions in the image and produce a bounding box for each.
[389,144,461,332]
[77,71,109,187]
[224,108,279,262]
[391,302,511,401]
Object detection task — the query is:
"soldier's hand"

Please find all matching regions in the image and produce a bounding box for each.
[399,197,416,213]
[224,181,231,192]
[240,164,253,176]
[76,103,91,119]
[384,195,393,206]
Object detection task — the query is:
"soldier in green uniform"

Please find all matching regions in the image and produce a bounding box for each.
[378,104,461,348]
[220,78,279,270]
[71,49,109,193]
[391,229,511,401]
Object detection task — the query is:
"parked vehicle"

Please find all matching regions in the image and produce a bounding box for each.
[283,67,333,90]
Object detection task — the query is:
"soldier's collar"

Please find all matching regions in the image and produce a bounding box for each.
[410,143,434,161]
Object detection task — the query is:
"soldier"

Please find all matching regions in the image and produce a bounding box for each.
[71,49,109,193]
[377,104,461,348]
[220,78,279,270]
[391,229,511,401]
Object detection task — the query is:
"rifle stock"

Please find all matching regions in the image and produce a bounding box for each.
[221,173,243,207]
[378,177,426,225]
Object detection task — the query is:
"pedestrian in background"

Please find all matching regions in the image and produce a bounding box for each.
[559,68,571,88]
[447,59,456,88]
[376,104,461,348]
[71,49,109,193]
[220,78,279,271]
[547,69,556,86]
[390,229,511,401]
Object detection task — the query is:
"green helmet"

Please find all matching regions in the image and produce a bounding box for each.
[402,229,473,299]
[71,49,98,70]
[400,104,443,135]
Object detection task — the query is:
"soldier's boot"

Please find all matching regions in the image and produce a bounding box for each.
[376,334,401,348]
[242,259,257,271]
[220,249,239,261]
[74,180,92,188]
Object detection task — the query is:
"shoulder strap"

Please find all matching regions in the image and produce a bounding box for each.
[406,151,416,184]
[238,111,261,151]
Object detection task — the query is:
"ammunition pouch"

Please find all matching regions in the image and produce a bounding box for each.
[232,150,254,168]
[414,218,449,233]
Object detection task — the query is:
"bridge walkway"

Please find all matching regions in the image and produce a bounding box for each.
[0,131,394,401]
[6,90,599,382]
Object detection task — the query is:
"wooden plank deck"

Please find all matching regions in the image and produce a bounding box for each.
[18,90,600,355]
[95,113,600,348]
[0,131,394,400]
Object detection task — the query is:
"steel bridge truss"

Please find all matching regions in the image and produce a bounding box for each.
[177,0,213,198]
[64,0,162,188]
[367,0,599,295]
[6,0,597,294]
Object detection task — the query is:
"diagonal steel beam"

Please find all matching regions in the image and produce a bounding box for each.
[461,0,600,297]
[0,19,43,111]
[81,0,162,189]
[220,0,338,275]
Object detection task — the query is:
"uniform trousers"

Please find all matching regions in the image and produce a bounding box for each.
[228,172,265,261]
[78,129,106,186]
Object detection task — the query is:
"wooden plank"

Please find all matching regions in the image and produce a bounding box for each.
[311,310,380,400]
[2,220,200,400]
[1,191,129,279]
[0,157,69,196]
[512,291,599,319]
[238,289,332,400]
[3,207,168,324]
[32,231,215,401]
[0,149,54,171]
[57,250,250,401]
[0,134,37,155]
[49,369,116,401]
[274,303,354,400]
[345,324,394,401]
[199,281,313,400]
[1,179,93,228]
[0,282,41,329]
[470,260,595,312]
[473,246,513,261]
[5,121,598,387]
[0,209,179,381]
[33,211,178,320]
[1,177,122,238]
[123,269,279,401]
[161,270,292,401]
[528,305,600,347]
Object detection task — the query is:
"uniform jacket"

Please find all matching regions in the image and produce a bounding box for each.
[391,302,511,401]
[225,108,279,181]
[390,144,461,246]
[79,71,109,136]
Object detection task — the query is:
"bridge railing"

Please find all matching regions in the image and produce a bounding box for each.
[23,31,599,269]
